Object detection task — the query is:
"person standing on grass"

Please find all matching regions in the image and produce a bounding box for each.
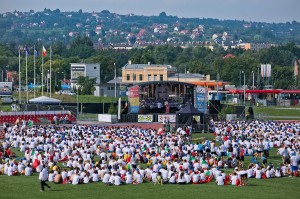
[39,165,51,192]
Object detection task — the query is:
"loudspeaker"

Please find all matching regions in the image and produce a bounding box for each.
[209,100,221,114]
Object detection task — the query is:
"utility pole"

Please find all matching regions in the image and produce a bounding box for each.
[216,73,219,100]
[243,71,246,119]
[114,63,117,98]
[99,63,101,97]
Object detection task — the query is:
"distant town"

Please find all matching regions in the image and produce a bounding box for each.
[0,9,299,49]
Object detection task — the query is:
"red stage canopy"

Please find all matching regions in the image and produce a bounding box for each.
[229,90,300,94]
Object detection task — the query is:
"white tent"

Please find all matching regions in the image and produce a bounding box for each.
[29,96,62,104]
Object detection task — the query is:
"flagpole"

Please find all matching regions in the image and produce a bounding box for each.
[33,45,36,98]
[26,49,28,103]
[42,51,44,96]
[18,48,21,104]
[50,46,52,98]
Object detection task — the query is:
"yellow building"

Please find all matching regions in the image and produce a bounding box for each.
[121,61,228,91]
[122,61,177,84]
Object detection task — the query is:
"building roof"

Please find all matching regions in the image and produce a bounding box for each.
[123,63,174,70]
[107,77,122,84]
[168,73,205,79]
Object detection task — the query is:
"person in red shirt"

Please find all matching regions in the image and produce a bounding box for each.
[5,148,11,158]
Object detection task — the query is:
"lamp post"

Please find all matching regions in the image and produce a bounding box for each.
[242,71,246,119]
[114,63,117,98]
[252,71,255,90]
[77,84,79,119]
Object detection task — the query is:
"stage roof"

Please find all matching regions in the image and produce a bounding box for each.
[136,81,196,87]
[229,89,300,94]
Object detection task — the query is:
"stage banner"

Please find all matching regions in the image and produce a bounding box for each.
[129,85,140,113]
[194,86,207,113]
[0,82,13,96]
[158,114,176,123]
[138,115,153,123]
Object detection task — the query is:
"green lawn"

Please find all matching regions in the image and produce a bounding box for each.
[1,133,299,199]
[253,106,300,120]
[0,174,299,199]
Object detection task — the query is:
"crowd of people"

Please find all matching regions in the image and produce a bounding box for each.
[0,119,299,191]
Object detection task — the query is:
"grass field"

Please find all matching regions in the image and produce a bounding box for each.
[0,133,299,199]
[253,106,300,120]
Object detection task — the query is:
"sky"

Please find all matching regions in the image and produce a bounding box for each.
[1,0,299,23]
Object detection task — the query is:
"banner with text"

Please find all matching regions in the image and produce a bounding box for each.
[194,86,207,113]
[138,115,153,123]
[0,82,12,96]
[158,114,176,123]
[129,85,140,113]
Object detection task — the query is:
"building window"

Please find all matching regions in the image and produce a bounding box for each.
[154,74,157,81]
[148,74,151,81]
[160,75,163,81]
[127,74,130,81]
[133,74,136,81]
[139,74,143,81]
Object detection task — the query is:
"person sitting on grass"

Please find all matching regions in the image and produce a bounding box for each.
[216,173,224,186]
[230,172,238,186]
[155,171,163,185]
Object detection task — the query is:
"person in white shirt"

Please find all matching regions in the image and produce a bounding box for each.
[39,166,51,191]
[113,173,123,185]
[48,171,55,182]
[168,173,176,184]
[125,171,133,184]
[25,165,32,176]
[192,171,200,184]
[255,168,263,179]
[83,174,90,184]
[108,173,115,185]
[230,172,238,185]
[177,172,186,184]
[72,174,80,185]
[216,174,224,185]
[103,172,111,184]
[92,172,99,182]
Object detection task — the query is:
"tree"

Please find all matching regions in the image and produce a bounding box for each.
[77,76,96,95]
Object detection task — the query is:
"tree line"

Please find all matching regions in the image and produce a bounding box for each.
[0,37,299,90]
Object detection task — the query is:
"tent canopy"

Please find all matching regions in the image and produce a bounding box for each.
[176,103,205,127]
[176,103,203,115]
[28,96,62,104]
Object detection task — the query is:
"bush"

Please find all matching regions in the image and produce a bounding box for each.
[218,105,235,120]
[108,103,117,114]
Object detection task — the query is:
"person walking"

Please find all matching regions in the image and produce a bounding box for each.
[39,165,51,192]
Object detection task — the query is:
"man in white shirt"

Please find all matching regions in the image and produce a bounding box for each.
[39,166,51,192]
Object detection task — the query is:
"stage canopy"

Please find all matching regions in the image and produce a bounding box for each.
[176,103,204,127]
[28,96,62,104]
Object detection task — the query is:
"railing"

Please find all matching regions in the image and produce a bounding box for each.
[0,110,72,116]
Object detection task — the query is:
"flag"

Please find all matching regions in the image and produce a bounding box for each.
[34,48,38,57]
[294,60,299,76]
[42,46,47,57]
[24,46,29,56]
[31,148,35,156]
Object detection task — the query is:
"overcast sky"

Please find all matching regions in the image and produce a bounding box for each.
[1,0,299,23]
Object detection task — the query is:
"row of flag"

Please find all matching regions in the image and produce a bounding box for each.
[19,46,48,57]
